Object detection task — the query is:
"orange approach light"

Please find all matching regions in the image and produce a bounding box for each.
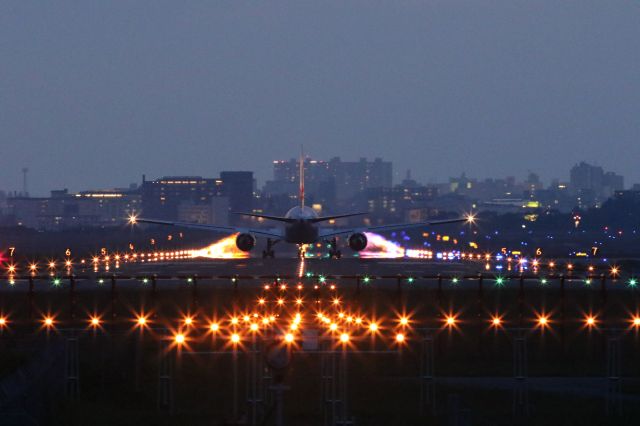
[445,316,456,326]
[537,315,549,327]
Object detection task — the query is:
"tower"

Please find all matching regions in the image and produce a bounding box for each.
[21,167,28,197]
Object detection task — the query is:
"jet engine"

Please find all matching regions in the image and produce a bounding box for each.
[348,233,368,252]
[235,233,256,252]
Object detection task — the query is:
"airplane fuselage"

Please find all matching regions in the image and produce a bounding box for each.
[284,219,319,244]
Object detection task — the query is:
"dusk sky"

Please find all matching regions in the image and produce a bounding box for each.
[1,2,639,196]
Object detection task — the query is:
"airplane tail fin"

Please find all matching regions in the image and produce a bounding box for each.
[299,145,305,208]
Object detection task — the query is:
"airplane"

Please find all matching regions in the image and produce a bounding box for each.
[129,153,475,258]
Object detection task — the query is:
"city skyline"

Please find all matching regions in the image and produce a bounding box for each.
[0,156,629,197]
[1,157,629,231]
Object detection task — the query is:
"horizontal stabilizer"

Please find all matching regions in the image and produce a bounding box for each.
[233,212,295,223]
[308,212,368,223]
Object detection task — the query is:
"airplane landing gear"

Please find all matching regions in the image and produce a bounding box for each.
[327,237,341,259]
[262,238,279,258]
[297,245,306,259]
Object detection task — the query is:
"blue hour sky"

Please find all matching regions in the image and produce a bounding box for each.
[1,1,638,195]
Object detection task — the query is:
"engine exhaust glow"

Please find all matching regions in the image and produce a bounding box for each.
[359,233,405,258]
[192,233,249,259]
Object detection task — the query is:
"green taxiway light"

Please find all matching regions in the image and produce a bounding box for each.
[495,277,505,286]
[629,278,638,288]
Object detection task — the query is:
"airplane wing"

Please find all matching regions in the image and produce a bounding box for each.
[318,216,472,238]
[133,217,284,239]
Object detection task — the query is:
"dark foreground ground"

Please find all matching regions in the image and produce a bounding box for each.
[1,257,640,425]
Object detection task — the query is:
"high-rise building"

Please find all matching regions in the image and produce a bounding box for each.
[265,157,391,209]
[140,176,223,220]
[569,162,624,206]
[570,162,604,195]
[328,157,392,201]
[7,188,141,230]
